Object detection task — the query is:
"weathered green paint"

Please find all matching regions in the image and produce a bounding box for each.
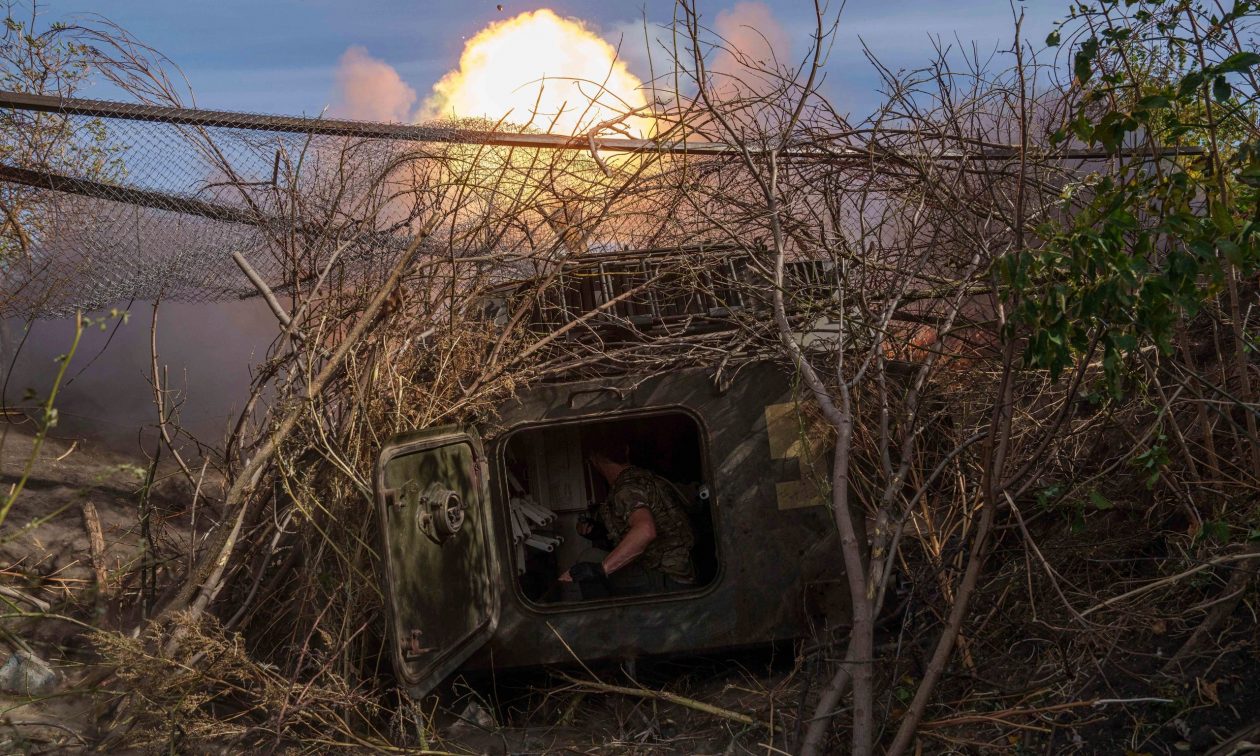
[378,362,849,699]
[375,428,499,692]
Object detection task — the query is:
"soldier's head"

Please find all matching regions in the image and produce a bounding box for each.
[587,437,631,484]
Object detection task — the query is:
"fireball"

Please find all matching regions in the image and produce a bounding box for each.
[423,9,652,137]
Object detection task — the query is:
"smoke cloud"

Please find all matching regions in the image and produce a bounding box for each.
[331,46,417,123]
[714,2,789,68]
[711,2,790,95]
[2,300,279,452]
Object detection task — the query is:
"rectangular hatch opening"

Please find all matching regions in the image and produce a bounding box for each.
[503,411,718,605]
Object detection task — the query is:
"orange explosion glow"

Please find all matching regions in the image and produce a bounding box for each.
[423,9,652,137]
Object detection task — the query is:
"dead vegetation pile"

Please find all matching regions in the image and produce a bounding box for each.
[0,0,1257,753]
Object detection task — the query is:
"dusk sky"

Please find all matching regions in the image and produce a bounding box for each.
[40,1,1067,121]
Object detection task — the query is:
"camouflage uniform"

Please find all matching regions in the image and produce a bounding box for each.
[600,466,696,583]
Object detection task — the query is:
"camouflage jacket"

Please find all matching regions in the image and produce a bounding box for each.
[600,466,696,581]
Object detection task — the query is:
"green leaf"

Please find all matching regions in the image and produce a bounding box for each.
[1070,112,1095,142]
[1212,202,1237,234]
[1036,484,1065,509]
[1216,51,1260,74]
[1190,239,1216,259]
[1137,94,1171,110]
[1089,491,1114,510]
[1238,165,1260,188]
[1075,57,1092,85]
[1213,75,1232,102]
[1199,520,1231,543]
[1075,37,1098,84]
[1178,71,1205,98]
[1219,238,1244,266]
[1046,29,1061,47]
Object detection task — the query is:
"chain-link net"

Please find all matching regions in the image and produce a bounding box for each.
[2,97,293,315]
[0,93,671,319]
[1,92,1134,324]
[0,92,877,328]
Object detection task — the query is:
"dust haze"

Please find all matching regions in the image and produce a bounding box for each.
[2,299,280,452]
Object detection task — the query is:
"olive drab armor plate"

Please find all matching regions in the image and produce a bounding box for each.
[374,427,499,695]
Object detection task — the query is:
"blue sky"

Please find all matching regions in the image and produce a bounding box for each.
[40,1,1067,120]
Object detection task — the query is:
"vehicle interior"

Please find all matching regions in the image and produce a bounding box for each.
[502,412,719,604]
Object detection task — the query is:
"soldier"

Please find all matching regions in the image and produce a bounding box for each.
[559,441,696,597]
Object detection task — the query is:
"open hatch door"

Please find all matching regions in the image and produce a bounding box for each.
[375,426,499,696]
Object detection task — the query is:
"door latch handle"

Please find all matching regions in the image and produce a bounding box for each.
[416,483,465,544]
[404,628,431,658]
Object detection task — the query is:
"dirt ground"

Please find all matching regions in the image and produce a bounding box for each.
[0,428,801,754]
[2,425,1258,754]
[0,426,198,752]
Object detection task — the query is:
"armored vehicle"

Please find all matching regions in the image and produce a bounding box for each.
[374,248,848,698]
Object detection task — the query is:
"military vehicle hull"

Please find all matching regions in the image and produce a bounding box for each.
[375,361,847,698]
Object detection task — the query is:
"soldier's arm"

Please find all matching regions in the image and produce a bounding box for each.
[601,507,656,575]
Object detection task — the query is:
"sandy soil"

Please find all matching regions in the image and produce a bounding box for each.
[0,425,199,752]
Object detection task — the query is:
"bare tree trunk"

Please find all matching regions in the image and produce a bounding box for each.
[754,150,874,755]
[799,637,855,754]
